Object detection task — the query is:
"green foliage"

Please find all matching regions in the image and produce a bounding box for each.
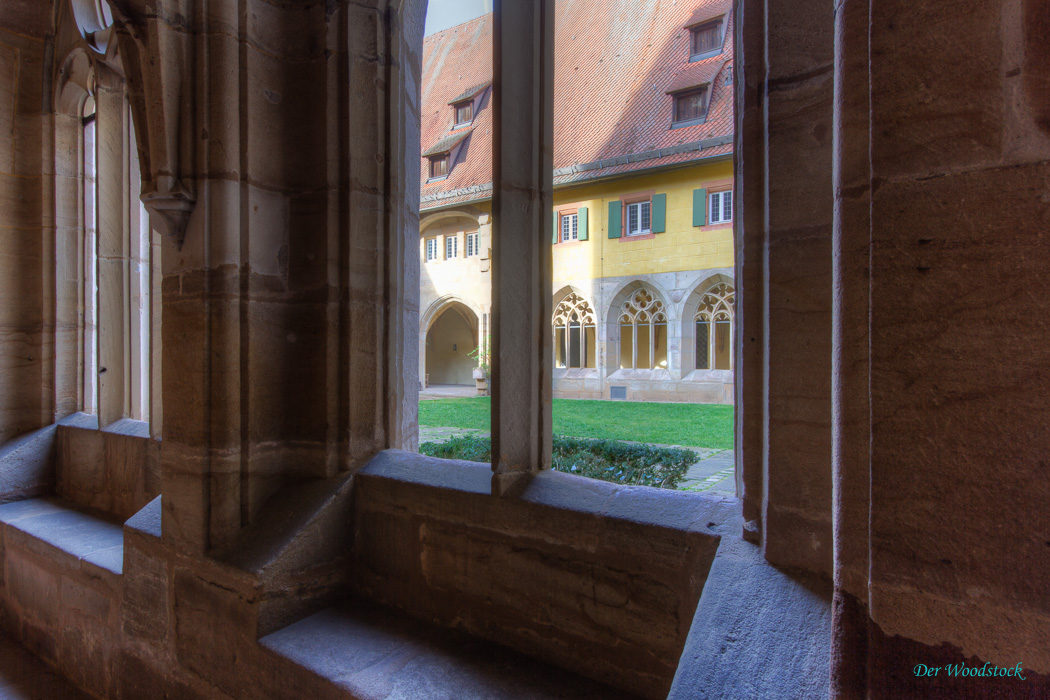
[418,397,734,449]
[418,435,698,490]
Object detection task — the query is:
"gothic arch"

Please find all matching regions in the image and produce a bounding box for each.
[682,275,736,373]
[605,281,672,373]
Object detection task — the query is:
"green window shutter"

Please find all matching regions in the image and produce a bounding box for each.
[578,207,588,240]
[652,193,666,233]
[693,188,707,226]
[608,200,621,238]
[552,210,559,244]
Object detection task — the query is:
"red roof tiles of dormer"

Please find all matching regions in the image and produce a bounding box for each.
[420,0,734,211]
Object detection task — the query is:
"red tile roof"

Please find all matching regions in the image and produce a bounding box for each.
[420,0,734,212]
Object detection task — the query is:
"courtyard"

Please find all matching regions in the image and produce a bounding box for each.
[418,392,736,493]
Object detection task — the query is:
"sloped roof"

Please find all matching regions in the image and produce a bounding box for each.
[420,0,734,211]
[422,128,473,157]
[448,82,491,105]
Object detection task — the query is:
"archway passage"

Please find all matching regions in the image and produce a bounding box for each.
[425,304,480,386]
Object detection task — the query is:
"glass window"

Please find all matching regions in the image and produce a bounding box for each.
[618,289,667,369]
[674,88,707,123]
[429,155,448,179]
[560,212,578,242]
[445,235,458,259]
[454,101,473,125]
[425,237,439,261]
[552,293,596,369]
[465,231,479,257]
[694,283,735,371]
[690,20,722,56]
[626,201,651,236]
[709,190,733,224]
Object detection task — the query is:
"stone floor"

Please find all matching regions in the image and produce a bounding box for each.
[418,425,737,495]
[0,635,91,700]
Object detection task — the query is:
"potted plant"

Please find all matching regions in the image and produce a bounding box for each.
[468,338,491,396]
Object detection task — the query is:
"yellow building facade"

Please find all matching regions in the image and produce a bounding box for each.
[419,5,736,403]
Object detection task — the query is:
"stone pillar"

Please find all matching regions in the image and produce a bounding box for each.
[736,0,835,576]
[95,67,131,428]
[112,0,420,552]
[490,0,554,493]
[830,0,871,696]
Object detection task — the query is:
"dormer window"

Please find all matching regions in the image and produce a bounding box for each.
[672,86,709,126]
[689,19,724,60]
[429,154,449,180]
[453,101,473,127]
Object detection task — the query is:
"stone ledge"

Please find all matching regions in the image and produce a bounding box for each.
[260,598,640,700]
[0,498,123,575]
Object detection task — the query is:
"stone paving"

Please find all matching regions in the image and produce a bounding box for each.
[417,426,736,495]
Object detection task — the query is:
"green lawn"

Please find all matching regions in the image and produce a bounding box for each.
[419,397,734,449]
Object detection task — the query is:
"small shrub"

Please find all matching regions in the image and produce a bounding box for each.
[418,435,697,490]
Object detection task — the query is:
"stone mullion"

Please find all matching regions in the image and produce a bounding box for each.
[95,73,130,429]
[491,0,554,493]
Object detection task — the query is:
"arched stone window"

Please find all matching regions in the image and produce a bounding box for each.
[82,95,99,414]
[553,293,596,369]
[694,283,734,370]
[618,289,668,370]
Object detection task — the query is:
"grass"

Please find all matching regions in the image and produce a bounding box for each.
[419,397,733,449]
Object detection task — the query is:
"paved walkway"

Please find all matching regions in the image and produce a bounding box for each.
[420,384,479,400]
[418,425,736,495]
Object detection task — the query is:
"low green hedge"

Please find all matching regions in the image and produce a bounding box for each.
[418,435,697,489]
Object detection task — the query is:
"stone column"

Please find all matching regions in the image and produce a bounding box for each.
[112,0,420,552]
[490,0,554,493]
[830,0,871,696]
[94,66,131,429]
[735,0,835,576]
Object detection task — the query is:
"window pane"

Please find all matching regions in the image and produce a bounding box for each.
[628,203,638,234]
[637,322,651,369]
[562,214,570,242]
[715,320,731,369]
[555,327,566,368]
[691,21,721,54]
[696,320,710,369]
[641,202,650,232]
[568,322,582,368]
[620,323,633,369]
[674,90,705,122]
[571,213,578,240]
[585,326,596,368]
[654,323,667,369]
[723,190,732,221]
[456,102,472,124]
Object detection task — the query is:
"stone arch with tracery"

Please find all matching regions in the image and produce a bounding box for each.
[553,292,597,369]
[694,282,735,370]
[618,288,669,370]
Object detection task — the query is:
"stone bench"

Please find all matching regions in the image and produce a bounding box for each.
[0,497,124,695]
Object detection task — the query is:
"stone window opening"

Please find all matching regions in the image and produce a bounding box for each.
[553,293,596,369]
[425,237,439,261]
[82,95,99,416]
[618,289,668,370]
[465,231,479,257]
[445,235,458,259]
[694,283,734,371]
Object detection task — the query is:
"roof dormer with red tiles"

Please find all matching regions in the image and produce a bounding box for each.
[420,0,734,211]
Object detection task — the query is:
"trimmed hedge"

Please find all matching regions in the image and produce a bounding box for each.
[418,435,697,490]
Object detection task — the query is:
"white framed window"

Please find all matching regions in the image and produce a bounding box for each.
[560,212,578,242]
[625,201,651,236]
[445,235,458,259]
[425,237,438,261]
[709,190,733,224]
[465,232,479,257]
